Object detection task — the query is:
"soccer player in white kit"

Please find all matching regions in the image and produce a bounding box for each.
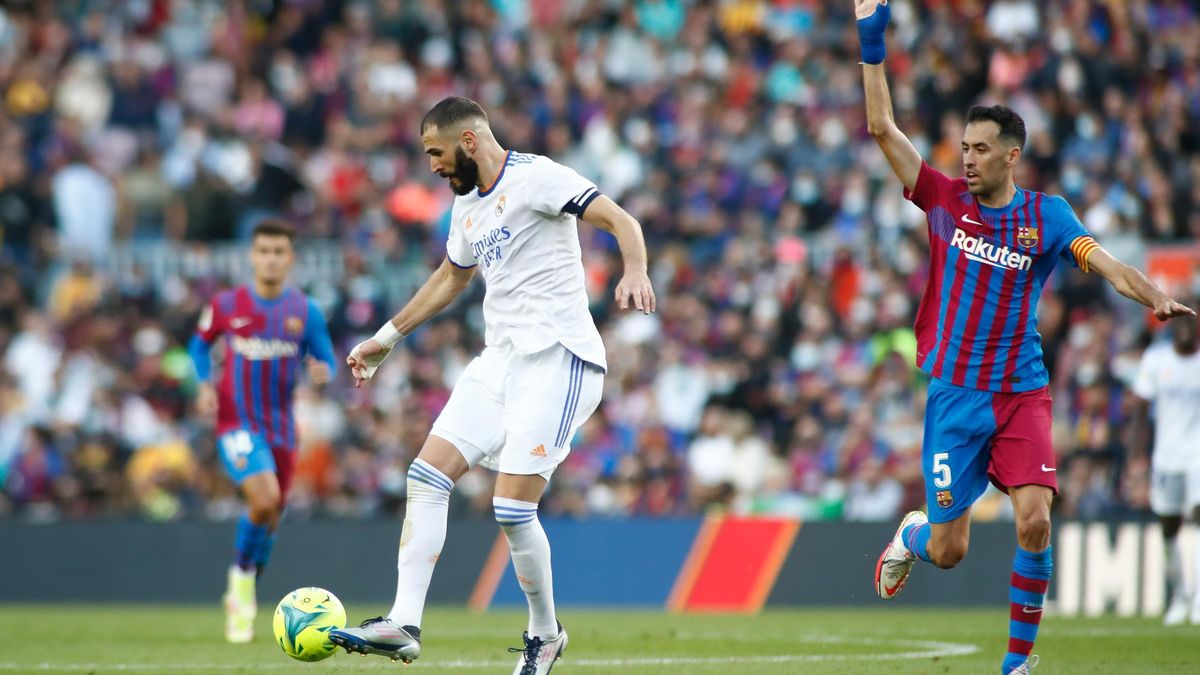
[1131,311,1200,626]
[329,97,655,674]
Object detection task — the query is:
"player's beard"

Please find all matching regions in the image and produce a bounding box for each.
[444,147,480,196]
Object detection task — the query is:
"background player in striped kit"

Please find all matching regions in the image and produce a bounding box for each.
[329,96,654,675]
[854,2,1195,673]
[188,220,337,643]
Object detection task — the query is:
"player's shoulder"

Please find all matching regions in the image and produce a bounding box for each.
[509,150,541,166]
[915,162,969,205]
[1030,192,1078,221]
[211,286,243,309]
[1141,341,1172,364]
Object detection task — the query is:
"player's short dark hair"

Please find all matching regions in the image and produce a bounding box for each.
[421,96,488,135]
[251,219,295,242]
[966,105,1026,149]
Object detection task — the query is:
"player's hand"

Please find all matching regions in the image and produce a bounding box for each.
[346,338,391,388]
[1154,298,1196,321]
[306,356,331,386]
[855,0,888,21]
[615,269,656,314]
[196,383,218,417]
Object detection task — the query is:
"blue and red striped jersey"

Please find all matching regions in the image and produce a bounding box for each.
[905,162,1098,393]
[190,286,335,448]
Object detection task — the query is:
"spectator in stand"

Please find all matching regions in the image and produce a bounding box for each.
[0,1,1197,522]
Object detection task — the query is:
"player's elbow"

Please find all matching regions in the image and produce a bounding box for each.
[866,117,895,139]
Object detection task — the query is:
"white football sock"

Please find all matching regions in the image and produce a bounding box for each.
[494,496,557,639]
[1192,530,1200,609]
[1167,535,1185,602]
[386,459,453,628]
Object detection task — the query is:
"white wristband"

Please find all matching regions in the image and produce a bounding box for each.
[373,321,404,349]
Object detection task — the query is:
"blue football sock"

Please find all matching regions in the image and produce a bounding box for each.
[254,531,277,577]
[1003,546,1052,673]
[235,512,269,572]
[903,522,933,563]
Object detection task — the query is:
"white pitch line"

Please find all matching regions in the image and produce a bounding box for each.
[0,637,979,671]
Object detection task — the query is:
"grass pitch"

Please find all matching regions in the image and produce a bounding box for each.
[2,605,1198,674]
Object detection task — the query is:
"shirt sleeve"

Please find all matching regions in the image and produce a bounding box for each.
[1131,348,1158,400]
[445,205,477,269]
[902,162,958,212]
[1047,195,1100,272]
[190,296,224,382]
[527,156,602,217]
[302,299,337,373]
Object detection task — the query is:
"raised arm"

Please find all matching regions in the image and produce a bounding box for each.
[1087,247,1195,320]
[347,259,475,386]
[856,0,922,191]
[579,195,656,314]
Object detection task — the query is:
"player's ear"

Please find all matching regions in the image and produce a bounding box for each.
[460,128,478,154]
[1007,145,1021,168]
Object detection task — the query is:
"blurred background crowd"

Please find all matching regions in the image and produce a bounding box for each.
[1,0,1198,523]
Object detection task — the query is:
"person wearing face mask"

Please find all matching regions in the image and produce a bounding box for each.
[854,2,1196,673]
[1131,310,1200,626]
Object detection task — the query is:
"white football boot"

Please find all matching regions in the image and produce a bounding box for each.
[1164,593,1189,626]
[329,617,422,663]
[1009,655,1039,673]
[875,510,928,600]
[223,565,256,643]
[510,622,567,675]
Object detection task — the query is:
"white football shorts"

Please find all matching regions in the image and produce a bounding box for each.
[431,342,603,479]
[1149,466,1200,517]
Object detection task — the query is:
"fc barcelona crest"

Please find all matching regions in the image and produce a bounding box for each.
[1017,225,1039,249]
[286,316,304,335]
[936,490,953,508]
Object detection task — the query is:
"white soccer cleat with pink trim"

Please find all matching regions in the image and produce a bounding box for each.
[875,510,927,600]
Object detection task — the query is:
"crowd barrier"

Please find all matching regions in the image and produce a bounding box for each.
[4,518,1189,617]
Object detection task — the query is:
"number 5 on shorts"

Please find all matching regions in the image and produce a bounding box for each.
[932,452,952,488]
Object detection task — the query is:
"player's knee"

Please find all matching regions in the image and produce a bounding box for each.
[406,460,454,503]
[1016,512,1051,551]
[247,497,279,523]
[493,498,538,531]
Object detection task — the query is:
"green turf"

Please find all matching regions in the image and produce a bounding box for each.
[2,605,1198,673]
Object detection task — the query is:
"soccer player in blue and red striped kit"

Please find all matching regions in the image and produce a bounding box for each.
[854,1,1195,672]
[188,219,336,643]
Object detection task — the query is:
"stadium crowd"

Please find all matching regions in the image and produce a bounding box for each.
[1,0,1198,523]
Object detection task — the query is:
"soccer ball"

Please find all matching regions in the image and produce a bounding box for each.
[272,587,347,662]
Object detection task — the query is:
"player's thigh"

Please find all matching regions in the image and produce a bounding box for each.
[922,380,997,524]
[494,472,550,503]
[218,428,278,487]
[241,470,281,513]
[1150,470,1186,518]
[269,445,295,502]
[499,345,604,479]
[429,349,507,473]
[989,386,1057,494]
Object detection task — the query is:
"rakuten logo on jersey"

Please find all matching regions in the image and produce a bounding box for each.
[230,336,299,360]
[950,228,1032,272]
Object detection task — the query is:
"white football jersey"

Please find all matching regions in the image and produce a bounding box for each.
[1132,343,1200,472]
[445,151,606,370]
